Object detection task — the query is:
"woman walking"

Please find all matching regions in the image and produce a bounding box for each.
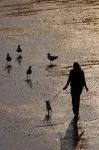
[63,62,88,117]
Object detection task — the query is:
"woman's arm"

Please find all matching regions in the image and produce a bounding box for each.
[83,72,88,91]
[63,71,71,90]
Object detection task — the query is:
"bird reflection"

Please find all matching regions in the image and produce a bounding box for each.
[47,53,58,65]
[25,79,33,89]
[4,64,12,74]
[16,55,22,65]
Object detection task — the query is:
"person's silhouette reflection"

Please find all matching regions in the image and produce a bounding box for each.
[63,62,88,117]
[26,79,33,89]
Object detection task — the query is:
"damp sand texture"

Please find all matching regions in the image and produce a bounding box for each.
[0,0,99,150]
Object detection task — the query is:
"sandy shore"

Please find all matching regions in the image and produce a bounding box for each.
[0,0,99,149]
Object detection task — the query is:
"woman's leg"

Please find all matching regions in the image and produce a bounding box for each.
[71,91,81,116]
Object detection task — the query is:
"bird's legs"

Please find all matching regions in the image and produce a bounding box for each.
[50,60,52,66]
[27,75,29,81]
[7,61,10,66]
[29,75,31,80]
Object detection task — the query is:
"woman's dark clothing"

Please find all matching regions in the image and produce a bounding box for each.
[66,69,87,115]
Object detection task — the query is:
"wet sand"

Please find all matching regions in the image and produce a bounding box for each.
[0,0,99,149]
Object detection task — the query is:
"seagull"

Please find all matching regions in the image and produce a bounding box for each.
[16,44,22,53]
[26,66,32,80]
[6,53,12,65]
[47,53,58,65]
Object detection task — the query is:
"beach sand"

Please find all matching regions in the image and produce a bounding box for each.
[0,0,99,149]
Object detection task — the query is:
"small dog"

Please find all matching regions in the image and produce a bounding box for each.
[45,100,52,121]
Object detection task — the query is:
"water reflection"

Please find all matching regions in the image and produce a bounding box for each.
[16,55,22,65]
[46,64,57,69]
[60,117,88,150]
[25,79,33,89]
[4,64,12,74]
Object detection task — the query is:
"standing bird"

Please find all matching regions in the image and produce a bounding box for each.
[6,53,12,65]
[47,53,58,65]
[16,44,22,53]
[26,66,32,80]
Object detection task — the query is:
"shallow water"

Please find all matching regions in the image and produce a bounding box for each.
[0,0,99,149]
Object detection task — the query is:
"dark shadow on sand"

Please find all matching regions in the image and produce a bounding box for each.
[46,64,57,70]
[60,117,88,150]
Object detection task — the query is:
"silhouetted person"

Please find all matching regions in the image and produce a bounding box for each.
[26,66,32,80]
[63,62,88,117]
[47,53,58,65]
[45,100,52,121]
[6,53,12,65]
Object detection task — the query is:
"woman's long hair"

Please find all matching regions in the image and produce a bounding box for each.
[73,62,81,71]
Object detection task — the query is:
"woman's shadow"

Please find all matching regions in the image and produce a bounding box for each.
[60,116,88,150]
[46,64,57,71]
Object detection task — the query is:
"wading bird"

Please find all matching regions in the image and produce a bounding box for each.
[47,53,58,65]
[6,53,12,65]
[26,66,32,80]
